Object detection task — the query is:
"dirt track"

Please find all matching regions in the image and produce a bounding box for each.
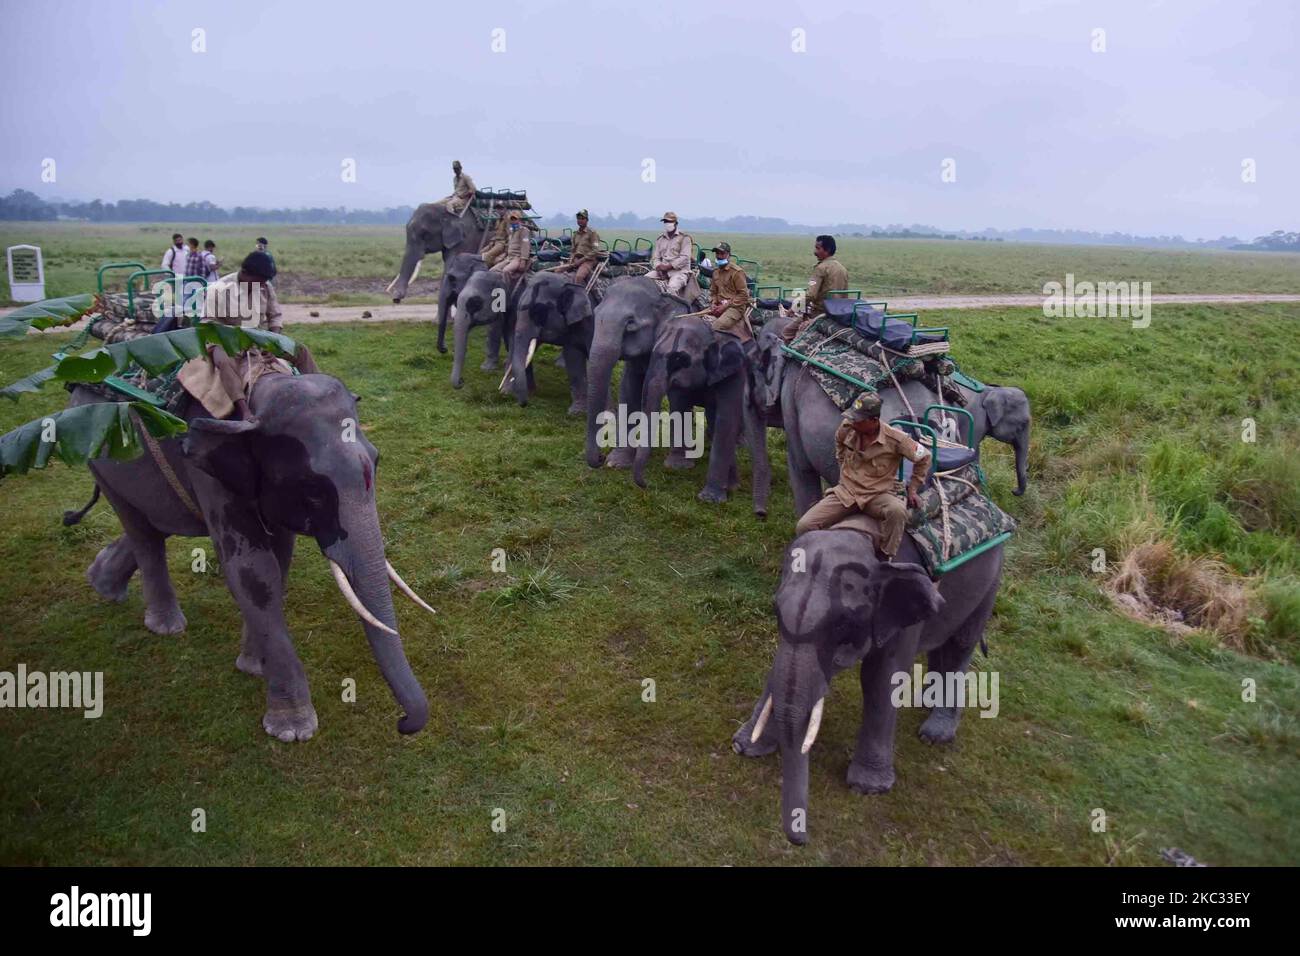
[10,293,1300,332]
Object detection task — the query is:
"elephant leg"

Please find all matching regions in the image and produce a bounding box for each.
[232,527,294,679]
[918,585,996,745]
[86,534,138,603]
[784,414,824,518]
[481,318,503,371]
[664,391,696,470]
[606,359,647,469]
[96,482,186,634]
[847,633,917,795]
[744,398,771,518]
[732,681,778,758]
[699,384,742,504]
[563,343,587,416]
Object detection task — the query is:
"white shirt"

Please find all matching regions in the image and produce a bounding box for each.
[202,251,219,283]
[161,243,186,276]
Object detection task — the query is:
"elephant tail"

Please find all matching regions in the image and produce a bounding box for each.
[63,483,101,526]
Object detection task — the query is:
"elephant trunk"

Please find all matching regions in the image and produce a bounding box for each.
[633,355,667,488]
[585,340,621,468]
[390,244,422,304]
[771,641,826,846]
[1012,424,1029,496]
[510,316,536,407]
[451,295,478,389]
[323,502,428,735]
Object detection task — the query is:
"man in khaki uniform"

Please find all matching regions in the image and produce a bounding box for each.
[490,210,532,283]
[794,391,931,560]
[553,210,604,285]
[481,215,509,268]
[444,160,476,216]
[648,211,692,296]
[782,234,850,343]
[705,242,752,343]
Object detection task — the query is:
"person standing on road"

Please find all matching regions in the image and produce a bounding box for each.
[161,233,185,276]
[202,240,220,282]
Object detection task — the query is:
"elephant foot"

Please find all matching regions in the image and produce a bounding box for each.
[235,653,264,678]
[847,761,896,795]
[567,401,587,416]
[664,451,696,470]
[918,708,961,745]
[437,345,448,355]
[144,605,187,635]
[753,504,768,519]
[697,485,728,505]
[731,724,777,758]
[604,446,635,469]
[263,702,318,743]
[480,357,500,372]
[87,540,135,603]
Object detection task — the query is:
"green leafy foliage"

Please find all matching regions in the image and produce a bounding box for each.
[0,294,96,338]
[0,364,57,400]
[0,401,187,477]
[53,325,298,383]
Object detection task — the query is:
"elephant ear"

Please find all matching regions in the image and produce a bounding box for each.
[868,562,943,648]
[182,417,260,499]
[705,335,746,386]
[557,283,590,325]
[441,218,466,252]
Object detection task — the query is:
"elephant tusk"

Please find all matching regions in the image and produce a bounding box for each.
[524,337,538,368]
[385,274,400,293]
[386,561,437,615]
[800,697,825,754]
[409,259,422,284]
[750,694,773,742]
[330,561,399,636]
[500,338,541,393]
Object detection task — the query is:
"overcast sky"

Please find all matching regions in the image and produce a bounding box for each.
[1,0,1295,238]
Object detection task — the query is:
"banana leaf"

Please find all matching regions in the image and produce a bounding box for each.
[0,294,98,339]
[53,324,298,383]
[1,365,58,400]
[0,401,187,478]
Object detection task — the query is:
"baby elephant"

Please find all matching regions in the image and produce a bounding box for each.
[733,525,1005,844]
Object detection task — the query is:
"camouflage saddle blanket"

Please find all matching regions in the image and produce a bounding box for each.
[87,291,166,343]
[787,317,956,410]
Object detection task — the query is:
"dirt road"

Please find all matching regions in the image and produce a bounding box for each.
[9,292,1300,332]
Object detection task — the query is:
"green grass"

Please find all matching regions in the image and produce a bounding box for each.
[0,303,1297,865]
[3,222,1299,306]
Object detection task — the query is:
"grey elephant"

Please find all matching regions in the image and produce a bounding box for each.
[389,201,487,304]
[633,317,771,515]
[733,526,1005,845]
[435,252,501,368]
[510,272,594,414]
[69,372,433,742]
[754,316,1031,515]
[450,269,526,387]
[585,277,694,469]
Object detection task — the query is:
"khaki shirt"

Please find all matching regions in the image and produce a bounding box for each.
[503,224,532,262]
[203,272,281,330]
[709,262,750,310]
[570,226,602,262]
[831,420,931,506]
[454,172,476,201]
[806,255,849,316]
[650,231,692,272]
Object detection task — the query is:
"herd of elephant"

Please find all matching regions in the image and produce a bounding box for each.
[64,201,1032,844]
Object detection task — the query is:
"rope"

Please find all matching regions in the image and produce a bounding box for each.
[135,412,204,521]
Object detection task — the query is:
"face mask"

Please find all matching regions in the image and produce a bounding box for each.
[510,223,520,230]
[664,223,676,233]
[716,258,728,267]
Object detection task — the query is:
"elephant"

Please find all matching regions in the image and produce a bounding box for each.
[585,277,694,470]
[757,321,1031,516]
[434,252,501,368]
[632,317,771,515]
[67,370,434,742]
[732,525,1005,845]
[450,268,526,387]
[510,272,594,415]
[388,201,488,304]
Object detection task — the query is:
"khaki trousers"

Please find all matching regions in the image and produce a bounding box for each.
[795,489,908,555]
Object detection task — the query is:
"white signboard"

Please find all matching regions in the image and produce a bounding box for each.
[7,244,46,302]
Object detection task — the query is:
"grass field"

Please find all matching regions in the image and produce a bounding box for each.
[3,222,1300,306]
[1,300,1297,865]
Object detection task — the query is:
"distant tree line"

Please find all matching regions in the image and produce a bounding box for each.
[1,189,1293,250]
